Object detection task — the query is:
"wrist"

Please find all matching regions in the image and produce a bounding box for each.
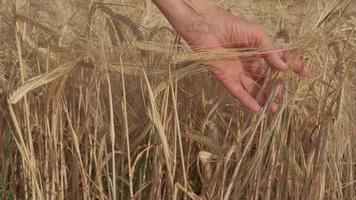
[153,0,221,42]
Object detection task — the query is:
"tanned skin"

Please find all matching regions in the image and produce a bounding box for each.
[153,0,310,113]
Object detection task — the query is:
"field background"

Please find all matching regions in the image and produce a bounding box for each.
[0,0,355,199]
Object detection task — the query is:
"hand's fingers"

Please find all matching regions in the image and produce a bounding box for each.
[241,75,279,113]
[213,71,262,113]
[240,75,262,99]
[202,45,263,113]
[260,38,288,72]
[210,60,262,113]
[282,52,310,77]
[240,75,286,113]
[249,65,265,77]
[269,82,285,113]
[230,83,262,113]
[240,56,265,77]
[241,74,279,113]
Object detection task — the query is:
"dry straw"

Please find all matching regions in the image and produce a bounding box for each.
[0,0,355,199]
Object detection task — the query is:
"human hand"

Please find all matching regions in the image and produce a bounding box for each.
[154,0,310,113]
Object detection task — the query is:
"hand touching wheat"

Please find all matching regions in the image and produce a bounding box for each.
[153,0,310,113]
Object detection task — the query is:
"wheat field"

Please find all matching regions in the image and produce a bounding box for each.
[0,0,355,199]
